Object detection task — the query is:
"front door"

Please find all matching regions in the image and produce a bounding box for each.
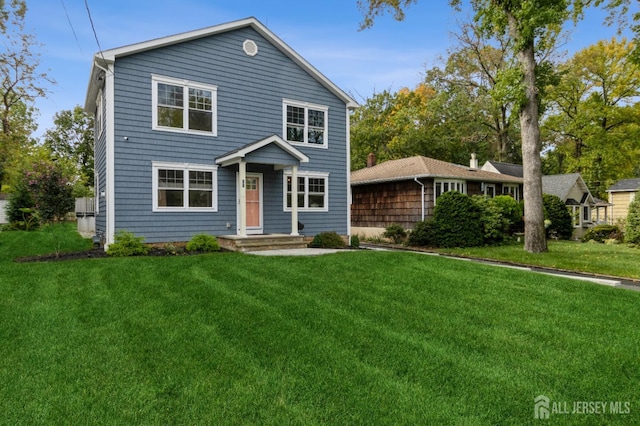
[238,172,263,234]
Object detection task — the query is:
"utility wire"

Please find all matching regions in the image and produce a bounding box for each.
[60,0,83,56]
[84,0,109,69]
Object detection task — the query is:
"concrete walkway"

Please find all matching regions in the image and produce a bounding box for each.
[248,248,352,256]
[248,244,640,292]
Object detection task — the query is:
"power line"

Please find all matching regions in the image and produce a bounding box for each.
[84,0,108,67]
[60,0,83,56]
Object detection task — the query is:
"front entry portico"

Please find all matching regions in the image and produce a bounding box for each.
[216,135,309,238]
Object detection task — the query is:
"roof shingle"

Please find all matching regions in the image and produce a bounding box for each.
[351,156,522,185]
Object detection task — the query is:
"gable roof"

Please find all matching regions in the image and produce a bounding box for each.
[541,173,594,204]
[482,161,523,178]
[351,155,523,186]
[85,17,358,112]
[607,178,640,192]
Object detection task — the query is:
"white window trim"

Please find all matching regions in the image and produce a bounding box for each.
[152,161,218,212]
[502,184,520,201]
[94,170,100,215]
[282,98,329,149]
[283,171,329,212]
[434,179,466,205]
[96,89,104,138]
[484,183,496,198]
[152,74,218,136]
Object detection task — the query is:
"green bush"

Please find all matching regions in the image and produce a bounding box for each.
[432,191,483,248]
[106,231,150,257]
[309,231,345,248]
[625,196,640,245]
[6,183,40,230]
[350,234,360,249]
[582,224,623,243]
[383,223,407,244]
[470,195,525,244]
[543,194,573,239]
[408,220,437,247]
[186,234,220,252]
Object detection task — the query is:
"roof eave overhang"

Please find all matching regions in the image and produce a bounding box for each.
[351,174,522,186]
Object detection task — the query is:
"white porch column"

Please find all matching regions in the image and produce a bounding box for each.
[290,165,299,236]
[238,160,247,237]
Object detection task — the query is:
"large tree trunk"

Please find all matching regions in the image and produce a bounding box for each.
[518,41,548,253]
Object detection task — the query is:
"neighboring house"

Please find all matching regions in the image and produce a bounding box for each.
[0,193,8,224]
[607,178,640,223]
[541,173,597,237]
[484,160,611,230]
[481,160,523,178]
[350,155,523,236]
[84,18,357,248]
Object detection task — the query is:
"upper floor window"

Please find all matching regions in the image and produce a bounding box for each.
[434,179,466,203]
[283,99,328,148]
[95,89,104,137]
[152,75,217,136]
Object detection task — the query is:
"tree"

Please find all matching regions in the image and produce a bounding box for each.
[44,106,95,184]
[357,0,637,253]
[427,22,522,163]
[625,195,640,245]
[23,160,74,223]
[0,0,53,187]
[542,38,640,197]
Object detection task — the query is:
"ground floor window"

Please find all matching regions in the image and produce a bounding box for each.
[502,184,520,201]
[152,162,218,212]
[283,171,329,211]
[434,179,466,203]
[484,183,496,198]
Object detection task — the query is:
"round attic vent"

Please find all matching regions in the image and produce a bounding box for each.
[243,39,258,56]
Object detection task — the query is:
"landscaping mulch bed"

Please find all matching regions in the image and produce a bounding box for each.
[12,247,216,263]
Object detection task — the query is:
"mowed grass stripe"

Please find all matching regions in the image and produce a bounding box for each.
[1,226,639,423]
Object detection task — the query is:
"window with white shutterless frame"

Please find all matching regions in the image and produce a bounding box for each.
[152,75,218,136]
[152,162,218,212]
[283,171,329,212]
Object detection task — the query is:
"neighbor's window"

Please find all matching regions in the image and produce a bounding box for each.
[434,179,466,203]
[484,183,496,198]
[153,162,218,211]
[283,99,328,147]
[153,75,217,135]
[502,184,520,201]
[283,172,329,211]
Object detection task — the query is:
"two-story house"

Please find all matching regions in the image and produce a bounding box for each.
[84,17,358,250]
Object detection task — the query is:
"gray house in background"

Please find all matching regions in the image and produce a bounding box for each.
[84,18,357,249]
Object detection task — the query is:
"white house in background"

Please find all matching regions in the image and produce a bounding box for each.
[541,173,597,237]
[482,160,609,234]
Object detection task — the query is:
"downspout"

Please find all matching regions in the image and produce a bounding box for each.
[414,177,425,221]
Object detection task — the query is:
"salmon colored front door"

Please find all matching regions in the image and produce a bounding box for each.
[246,176,261,229]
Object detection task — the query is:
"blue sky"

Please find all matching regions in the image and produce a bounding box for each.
[20,0,637,138]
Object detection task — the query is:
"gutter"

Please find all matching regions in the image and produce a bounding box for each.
[414,177,425,221]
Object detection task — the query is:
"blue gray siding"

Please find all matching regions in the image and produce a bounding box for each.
[110,26,349,242]
[94,88,107,238]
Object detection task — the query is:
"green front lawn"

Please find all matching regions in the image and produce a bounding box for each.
[438,240,640,280]
[1,225,639,423]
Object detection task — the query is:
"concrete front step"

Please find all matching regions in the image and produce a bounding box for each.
[218,234,307,252]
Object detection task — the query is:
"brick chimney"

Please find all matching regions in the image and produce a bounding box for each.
[367,152,377,168]
[470,153,479,169]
